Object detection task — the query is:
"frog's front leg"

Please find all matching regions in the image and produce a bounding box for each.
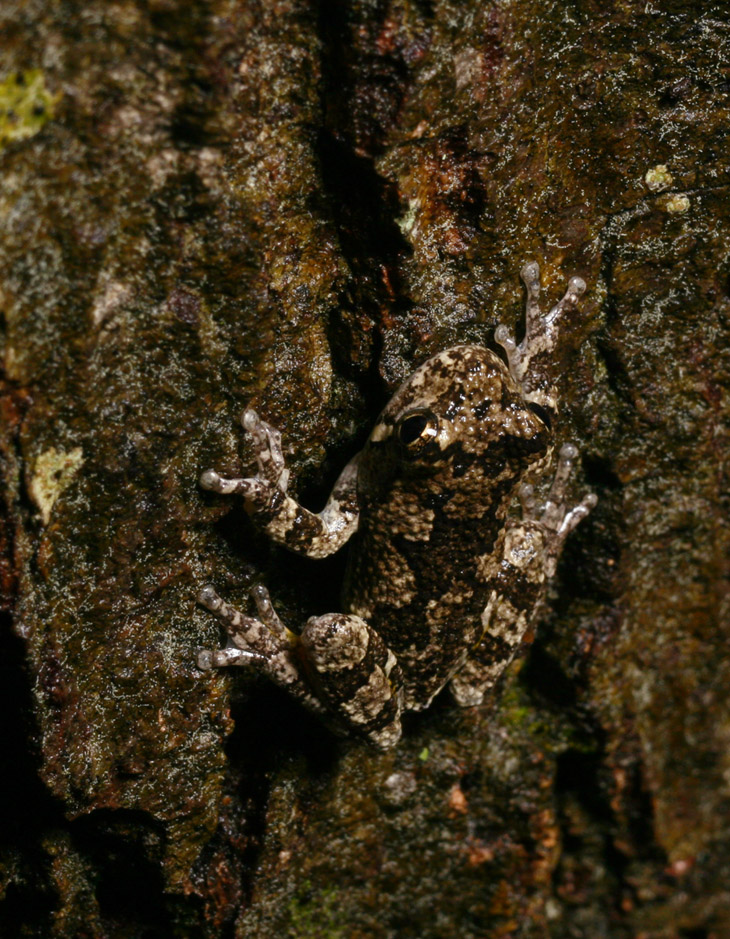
[197,584,404,749]
[450,443,596,706]
[200,409,360,559]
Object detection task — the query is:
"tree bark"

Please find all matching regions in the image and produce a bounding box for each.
[1,1,728,936]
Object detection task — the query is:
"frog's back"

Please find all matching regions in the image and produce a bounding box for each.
[342,345,551,708]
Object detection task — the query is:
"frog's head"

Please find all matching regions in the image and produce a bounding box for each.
[366,344,553,485]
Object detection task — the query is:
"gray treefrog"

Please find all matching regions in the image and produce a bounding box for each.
[196,263,596,748]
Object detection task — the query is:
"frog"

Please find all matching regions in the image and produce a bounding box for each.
[196,262,596,748]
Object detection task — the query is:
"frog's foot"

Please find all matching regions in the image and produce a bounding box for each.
[539,442,597,536]
[196,586,404,745]
[449,645,503,708]
[199,408,290,511]
[196,584,324,712]
[521,442,596,575]
[495,262,587,412]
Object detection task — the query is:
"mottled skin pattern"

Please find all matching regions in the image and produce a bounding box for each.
[197,264,596,748]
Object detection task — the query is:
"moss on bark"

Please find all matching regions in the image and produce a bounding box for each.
[1,0,728,935]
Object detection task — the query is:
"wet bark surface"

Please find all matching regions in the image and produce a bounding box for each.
[1,1,728,936]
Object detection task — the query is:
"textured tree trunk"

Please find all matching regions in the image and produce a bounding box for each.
[1,1,728,936]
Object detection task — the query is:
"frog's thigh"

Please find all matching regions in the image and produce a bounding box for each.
[449,592,527,707]
[301,614,403,749]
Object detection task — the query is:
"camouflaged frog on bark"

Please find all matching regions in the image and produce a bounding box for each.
[197,263,596,748]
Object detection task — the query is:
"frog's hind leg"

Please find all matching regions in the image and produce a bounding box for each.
[449,442,596,708]
[197,586,404,746]
[448,593,526,707]
[196,584,326,714]
[300,614,404,749]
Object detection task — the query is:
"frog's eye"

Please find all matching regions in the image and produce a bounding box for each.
[527,402,552,431]
[396,409,440,450]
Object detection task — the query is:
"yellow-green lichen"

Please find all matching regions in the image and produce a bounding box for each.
[662,193,691,214]
[396,197,419,236]
[645,164,673,192]
[29,447,84,524]
[0,70,59,150]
